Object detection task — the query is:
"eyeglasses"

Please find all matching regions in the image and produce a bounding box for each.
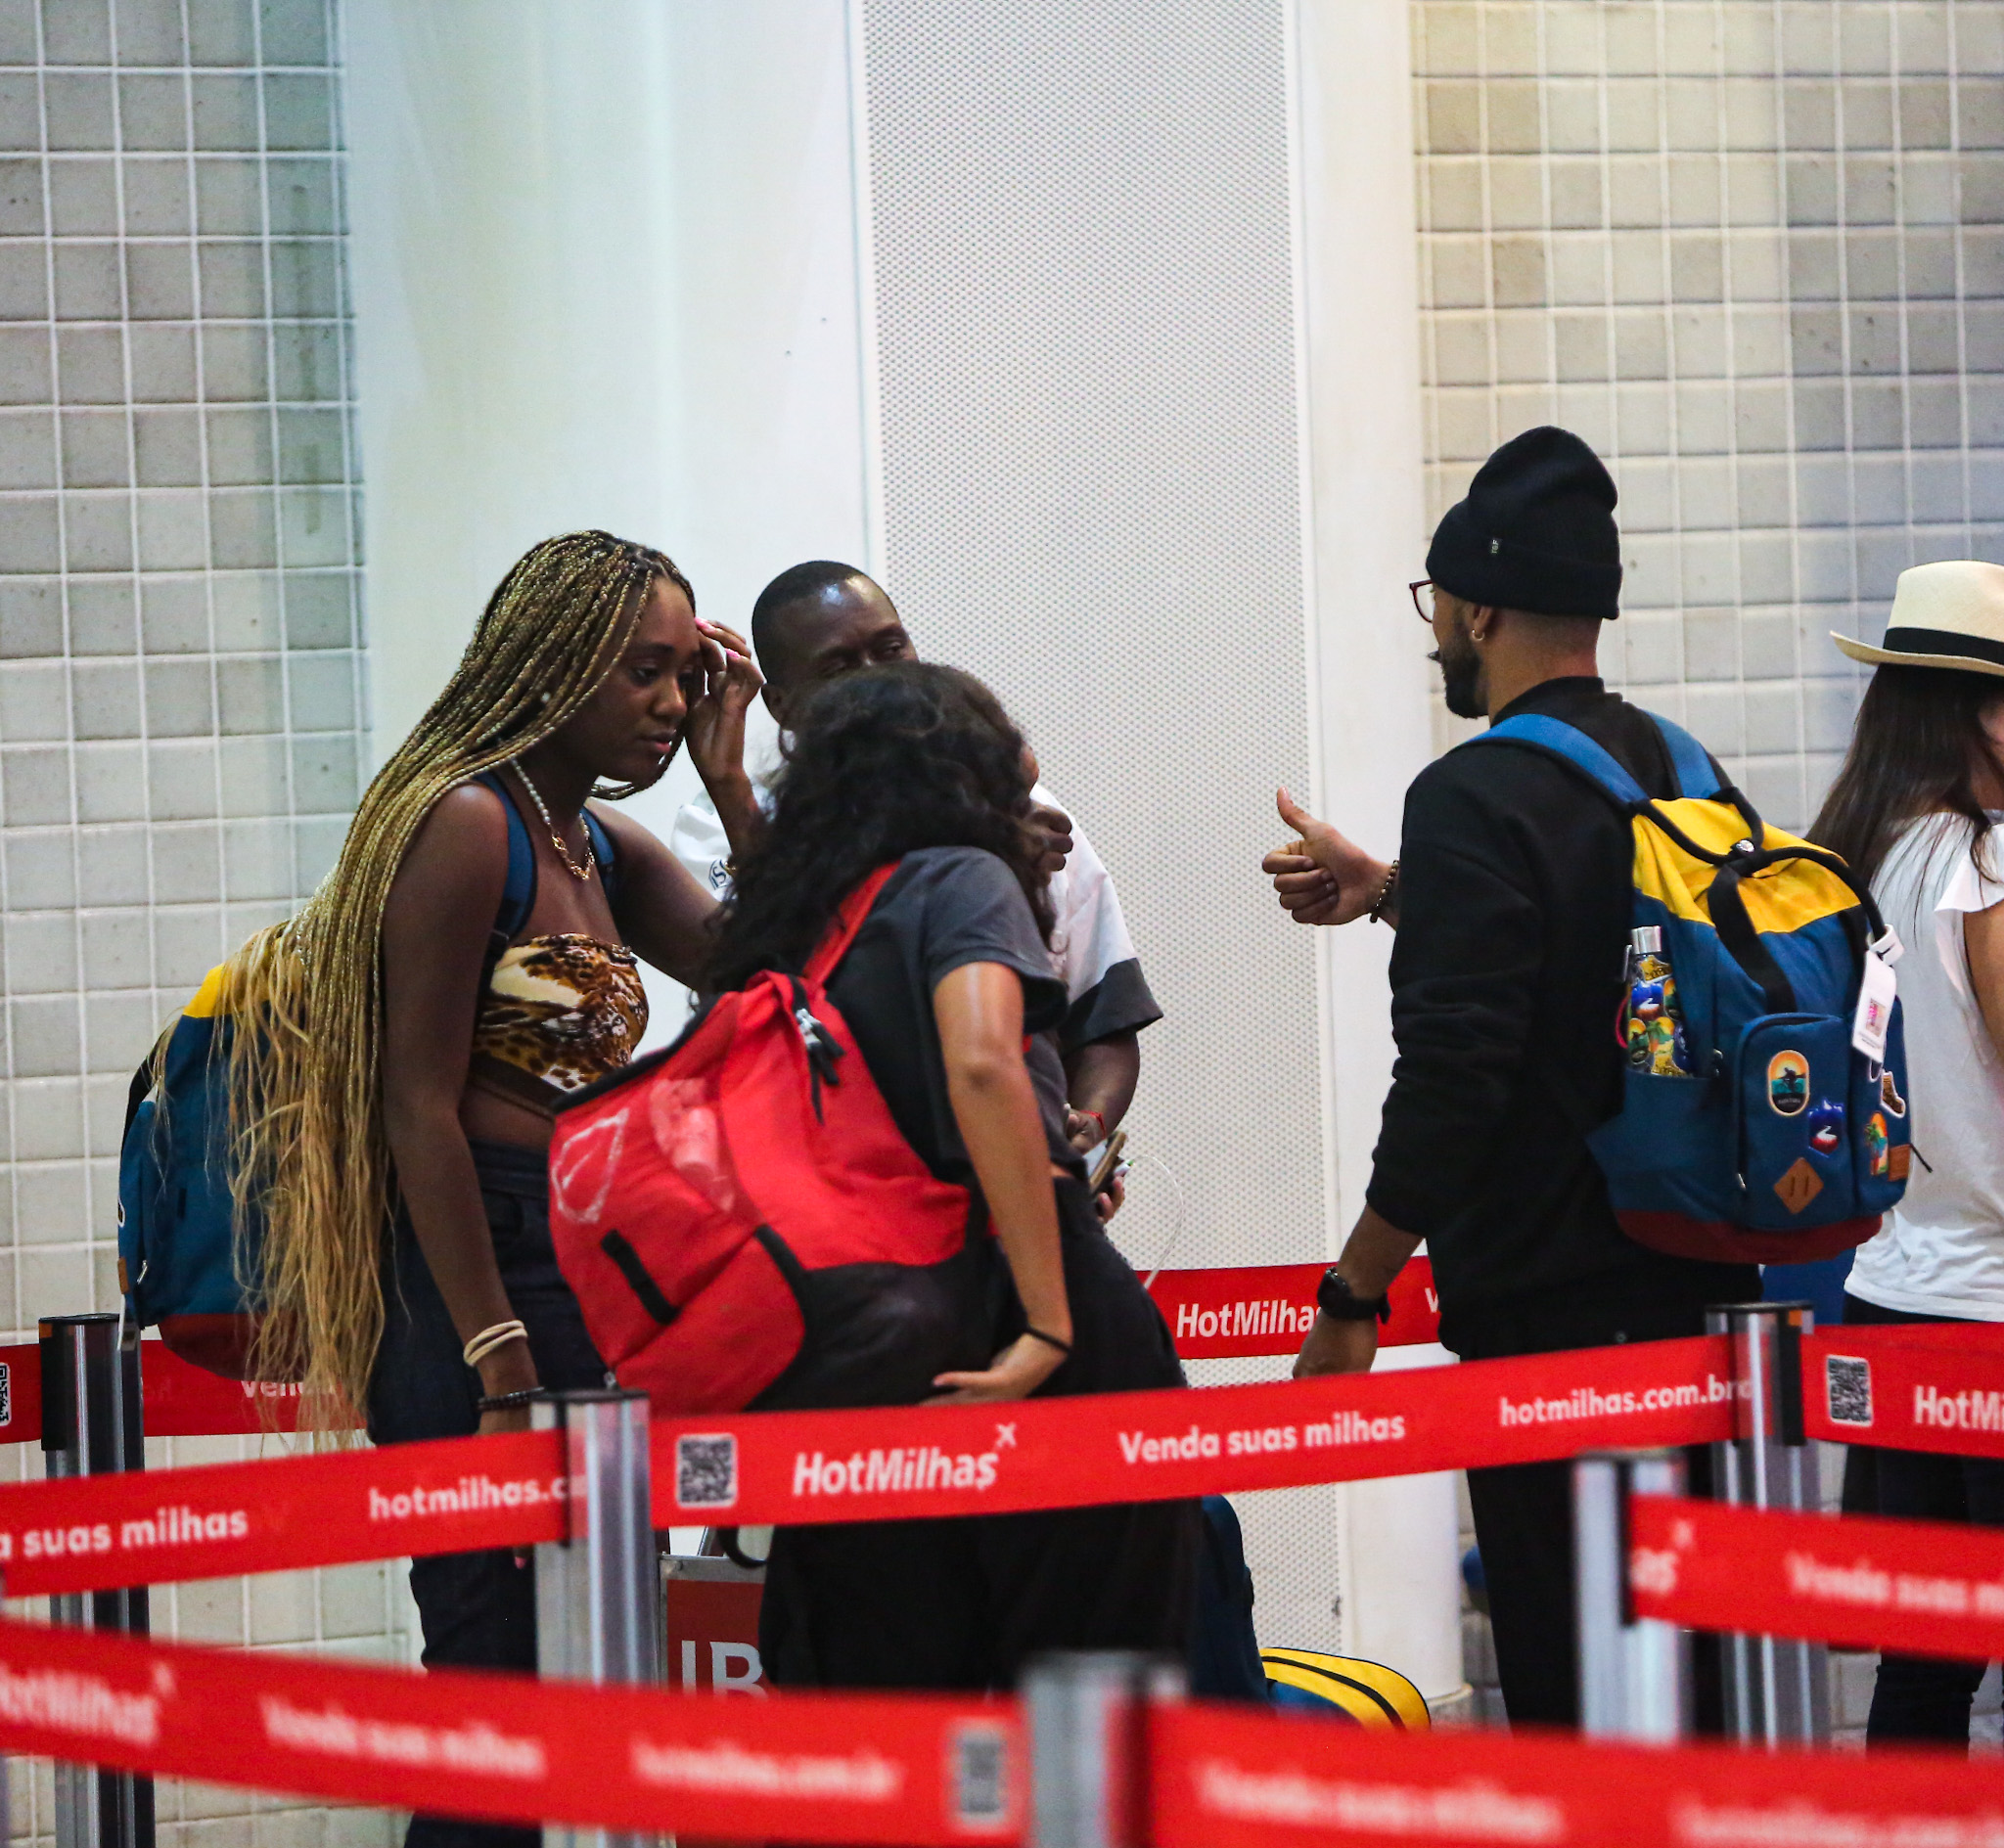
[1408,579,1436,623]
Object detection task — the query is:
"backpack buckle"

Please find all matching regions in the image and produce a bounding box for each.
[792,997,846,1122]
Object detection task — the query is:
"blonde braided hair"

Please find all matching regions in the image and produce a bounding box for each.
[223,531,692,1428]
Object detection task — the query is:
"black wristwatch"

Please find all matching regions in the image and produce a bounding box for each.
[1316,1266,1390,1324]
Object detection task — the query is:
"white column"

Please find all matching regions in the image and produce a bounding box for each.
[344,0,869,1028]
[1294,0,1464,1704]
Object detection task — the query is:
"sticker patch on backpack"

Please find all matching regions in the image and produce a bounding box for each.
[549,1108,629,1228]
[1806,1100,1845,1157]
[1880,1068,1906,1117]
[1766,1051,1809,1116]
[1866,1111,1891,1178]
[1774,1156,1824,1215]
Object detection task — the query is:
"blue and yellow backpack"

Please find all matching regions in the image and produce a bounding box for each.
[1261,1649,1432,1729]
[117,774,618,1377]
[1472,711,1909,1265]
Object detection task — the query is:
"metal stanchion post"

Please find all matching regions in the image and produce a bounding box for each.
[40,1313,152,1848]
[1708,1300,1830,1745]
[1573,1450,1690,1741]
[1022,1652,1181,1848]
[534,1389,659,1848]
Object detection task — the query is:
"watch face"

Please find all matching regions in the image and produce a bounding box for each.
[1317,1268,1380,1321]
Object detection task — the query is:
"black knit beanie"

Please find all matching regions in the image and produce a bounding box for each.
[1425,426,1622,620]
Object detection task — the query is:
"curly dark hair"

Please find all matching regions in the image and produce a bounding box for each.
[706,661,1054,992]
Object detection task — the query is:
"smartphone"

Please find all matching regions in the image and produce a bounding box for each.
[1088,1129,1127,1196]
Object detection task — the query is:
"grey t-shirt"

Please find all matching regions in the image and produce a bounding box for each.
[824,846,1082,1183]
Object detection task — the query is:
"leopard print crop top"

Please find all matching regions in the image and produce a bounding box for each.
[469,932,649,1114]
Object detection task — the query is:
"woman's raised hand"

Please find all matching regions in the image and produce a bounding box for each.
[685,618,765,792]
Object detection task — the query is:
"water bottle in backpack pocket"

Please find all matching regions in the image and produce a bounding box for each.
[1474,710,1910,1267]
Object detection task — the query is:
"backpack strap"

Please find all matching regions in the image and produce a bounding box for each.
[804,862,905,986]
[475,771,537,981]
[1477,713,1649,806]
[1640,711,1725,800]
[474,771,626,970]
[1478,709,1729,806]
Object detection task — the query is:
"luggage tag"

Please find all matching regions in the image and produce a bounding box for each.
[1852,949,1896,1062]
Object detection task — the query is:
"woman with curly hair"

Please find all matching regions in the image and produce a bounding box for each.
[216,530,760,1848]
[706,659,1198,1691]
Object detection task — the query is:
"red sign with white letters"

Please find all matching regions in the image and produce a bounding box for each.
[1148,1259,1440,1359]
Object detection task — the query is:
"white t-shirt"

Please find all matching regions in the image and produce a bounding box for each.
[668,781,1161,1053]
[1845,812,2004,1321]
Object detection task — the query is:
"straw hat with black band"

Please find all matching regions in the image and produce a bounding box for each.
[1834,560,2004,680]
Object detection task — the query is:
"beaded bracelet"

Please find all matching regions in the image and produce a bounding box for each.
[1367,858,1400,925]
[476,1388,546,1415]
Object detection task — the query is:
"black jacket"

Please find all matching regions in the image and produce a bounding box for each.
[1364,677,1755,1354]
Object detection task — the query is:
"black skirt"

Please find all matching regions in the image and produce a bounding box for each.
[758,1176,1202,1691]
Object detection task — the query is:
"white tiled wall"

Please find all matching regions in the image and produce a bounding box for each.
[1416,0,2004,1734]
[1415,0,2004,830]
[0,1,404,1840]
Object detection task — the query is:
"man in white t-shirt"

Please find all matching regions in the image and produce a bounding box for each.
[671,561,1161,1151]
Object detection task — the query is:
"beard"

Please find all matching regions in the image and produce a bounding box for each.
[1433,625,1486,719]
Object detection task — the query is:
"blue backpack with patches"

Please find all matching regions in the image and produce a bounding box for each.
[1471,711,1910,1266]
[117,775,617,1377]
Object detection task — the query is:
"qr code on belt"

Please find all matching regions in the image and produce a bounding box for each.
[948,1720,1012,1831]
[1825,1355,1873,1427]
[675,1433,738,1510]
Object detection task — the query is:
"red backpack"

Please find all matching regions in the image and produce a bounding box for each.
[548,863,989,1415]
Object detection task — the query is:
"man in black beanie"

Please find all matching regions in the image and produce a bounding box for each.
[1262,427,1757,1727]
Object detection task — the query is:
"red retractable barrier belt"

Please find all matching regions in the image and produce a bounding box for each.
[0,1427,567,1598]
[1630,1492,2004,1663]
[0,1343,37,1444]
[1806,1322,2004,1459]
[0,1338,323,1447]
[1151,1697,2004,1848]
[0,1336,1734,1594]
[649,1335,1736,1527]
[0,1613,1017,1844]
[139,1351,321,1437]
[1150,1259,1439,1359]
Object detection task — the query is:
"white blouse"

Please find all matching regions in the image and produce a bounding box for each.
[1846,812,2004,1321]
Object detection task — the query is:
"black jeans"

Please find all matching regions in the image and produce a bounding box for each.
[368,1141,609,1848]
[1455,1269,1756,1729]
[1844,1292,2004,1751]
[759,1178,1202,1690]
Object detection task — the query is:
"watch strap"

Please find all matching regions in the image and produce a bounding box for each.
[1316,1266,1390,1324]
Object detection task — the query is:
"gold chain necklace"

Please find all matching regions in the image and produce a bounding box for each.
[510,761,595,881]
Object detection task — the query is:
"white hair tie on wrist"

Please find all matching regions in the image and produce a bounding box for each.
[463,1320,528,1369]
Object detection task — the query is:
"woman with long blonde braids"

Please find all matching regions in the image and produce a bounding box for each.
[226,531,759,1848]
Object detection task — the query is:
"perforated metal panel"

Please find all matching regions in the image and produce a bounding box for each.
[857,0,1344,1650]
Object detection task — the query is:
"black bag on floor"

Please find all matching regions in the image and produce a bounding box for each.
[1188,1495,1269,1700]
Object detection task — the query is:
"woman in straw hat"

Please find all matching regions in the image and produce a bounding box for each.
[1813,559,2004,1750]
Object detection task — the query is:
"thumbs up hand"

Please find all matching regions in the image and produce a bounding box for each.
[1261,789,1394,927]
